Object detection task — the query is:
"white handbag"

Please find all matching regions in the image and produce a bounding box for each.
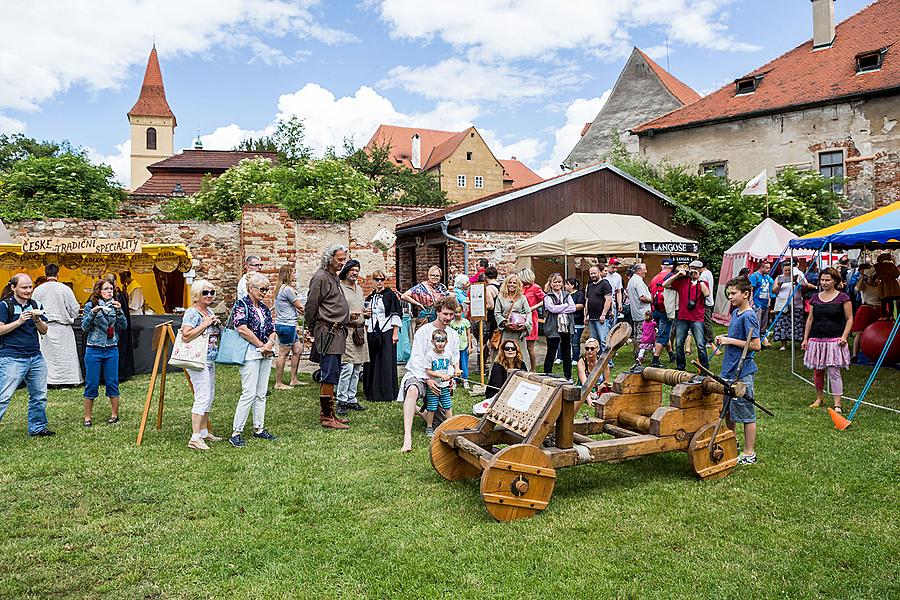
[168,329,208,370]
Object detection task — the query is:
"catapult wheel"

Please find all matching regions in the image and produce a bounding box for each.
[480,444,556,522]
[430,414,483,481]
[689,423,738,481]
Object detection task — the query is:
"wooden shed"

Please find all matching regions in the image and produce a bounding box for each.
[394,163,708,291]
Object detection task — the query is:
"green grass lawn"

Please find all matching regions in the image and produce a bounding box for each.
[0,344,898,599]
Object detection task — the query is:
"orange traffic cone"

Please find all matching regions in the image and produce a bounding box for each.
[828,407,852,430]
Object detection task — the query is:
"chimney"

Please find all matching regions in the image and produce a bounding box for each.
[811,0,836,49]
[410,134,421,169]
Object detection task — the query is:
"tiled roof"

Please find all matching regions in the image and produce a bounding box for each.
[128,46,176,123]
[635,48,701,106]
[365,125,459,169]
[146,150,277,173]
[423,129,470,170]
[500,159,543,187]
[633,0,900,133]
[131,172,205,196]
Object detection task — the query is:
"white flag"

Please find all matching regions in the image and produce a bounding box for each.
[742,169,768,196]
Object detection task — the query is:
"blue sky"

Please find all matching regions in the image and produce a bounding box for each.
[0,0,874,187]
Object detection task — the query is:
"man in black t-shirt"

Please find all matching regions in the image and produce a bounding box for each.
[585,264,613,351]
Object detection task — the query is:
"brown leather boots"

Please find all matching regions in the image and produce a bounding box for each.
[319,396,350,429]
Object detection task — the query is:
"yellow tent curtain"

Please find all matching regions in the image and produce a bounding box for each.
[0,243,192,313]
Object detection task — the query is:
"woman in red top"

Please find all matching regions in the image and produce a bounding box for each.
[518,267,545,371]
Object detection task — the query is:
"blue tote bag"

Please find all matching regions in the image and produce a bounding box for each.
[396,313,411,364]
[215,299,250,366]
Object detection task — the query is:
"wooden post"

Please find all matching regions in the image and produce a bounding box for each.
[479,320,485,387]
[136,322,195,446]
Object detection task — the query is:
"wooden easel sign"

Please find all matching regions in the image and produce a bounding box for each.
[136,321,194,446]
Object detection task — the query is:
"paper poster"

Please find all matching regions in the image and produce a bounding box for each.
[469,282,486,320]
[507,381,541,412]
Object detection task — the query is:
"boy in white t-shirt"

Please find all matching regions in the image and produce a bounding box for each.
[423,329,458,437]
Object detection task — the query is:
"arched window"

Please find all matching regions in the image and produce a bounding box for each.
[146,127,157,150]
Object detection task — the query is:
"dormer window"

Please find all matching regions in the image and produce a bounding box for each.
[735,77,760,95]
[856,49,885,73]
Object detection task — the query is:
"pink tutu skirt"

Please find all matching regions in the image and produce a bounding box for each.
[803,337,850,370]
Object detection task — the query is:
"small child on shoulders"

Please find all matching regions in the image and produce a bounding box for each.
[716,276,762,465]
[424,329,459,437]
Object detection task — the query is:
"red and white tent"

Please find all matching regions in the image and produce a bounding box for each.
[713,218,826,324]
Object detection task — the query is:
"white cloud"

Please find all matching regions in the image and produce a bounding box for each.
[379,0,759,60]
[87,139,131,188]
[0,0,353,117]
[537,91,612,178]
[0,114,26,135]
[381,58,579,102]
[479,129,544,167]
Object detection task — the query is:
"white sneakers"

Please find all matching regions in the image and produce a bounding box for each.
[188,438,210,451]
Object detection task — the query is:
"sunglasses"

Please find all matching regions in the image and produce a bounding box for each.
[255,287,270,293]
[373,277,385,282]
[503,347,517,352]
[200,290,216,297]
[586,347,599,352]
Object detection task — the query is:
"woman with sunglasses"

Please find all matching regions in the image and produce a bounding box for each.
[181,280,222,450]
[80,278,127,427]
[577,338,608,411]
[401,265,449,327]
[485,342,526,401]
[363,270,402,402]
[229,272,278,448]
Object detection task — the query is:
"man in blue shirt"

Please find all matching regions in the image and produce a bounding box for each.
[715,276,761,465]
[0,273,54,437]
[748,261,773,345]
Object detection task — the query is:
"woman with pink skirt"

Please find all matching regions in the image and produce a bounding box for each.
[802,267,853,413]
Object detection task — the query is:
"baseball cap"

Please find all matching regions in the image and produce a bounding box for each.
[609,257,621,265]
[689,260,703,268]
[661,259,674,266]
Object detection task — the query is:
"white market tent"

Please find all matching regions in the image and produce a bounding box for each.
[515,212,698,283]
[516,212,697,258]
[713,217,822,324]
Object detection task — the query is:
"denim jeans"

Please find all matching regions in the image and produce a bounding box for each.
[571,325,585,363]
[233,357,272,432]
[336,362,363,405]
[84,345,119,399]
[0,355,49,435]
[674,319,709,371]
[587,319,612,351]
[458,349,469,380]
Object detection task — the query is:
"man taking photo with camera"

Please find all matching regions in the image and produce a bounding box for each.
[663,259,710,371]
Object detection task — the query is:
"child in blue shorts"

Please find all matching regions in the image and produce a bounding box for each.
[715,276,762,465]
[424,329,458,437]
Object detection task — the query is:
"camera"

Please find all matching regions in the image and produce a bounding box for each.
[687,299,697,311]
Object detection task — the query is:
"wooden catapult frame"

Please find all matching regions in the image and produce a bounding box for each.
[431,323,741,522]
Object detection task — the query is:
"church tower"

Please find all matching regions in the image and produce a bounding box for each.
[128,45,176,190]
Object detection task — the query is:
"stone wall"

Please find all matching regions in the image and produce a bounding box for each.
[637,95,900,215]
[240,204,436,297]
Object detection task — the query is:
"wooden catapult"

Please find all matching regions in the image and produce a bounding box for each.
[431,323,743,522]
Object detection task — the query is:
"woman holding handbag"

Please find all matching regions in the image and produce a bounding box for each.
[494,274,531,369]
[180,280,221,451]
[229,272,278,448]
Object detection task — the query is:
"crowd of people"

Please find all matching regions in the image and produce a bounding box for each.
[2,247,896,466]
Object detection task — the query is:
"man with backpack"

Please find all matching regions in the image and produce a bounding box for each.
[0,273,54,437]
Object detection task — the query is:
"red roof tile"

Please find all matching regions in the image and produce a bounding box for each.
[131,172,206,196]
[365,125,459,169]
[423,129,470,170]
[128,46,176,123]
[633,0,900,133]
[635,48,701,106]
[500,159,543,187]
[146,149,277,173]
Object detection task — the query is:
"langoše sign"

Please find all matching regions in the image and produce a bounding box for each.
[22,238,142,254]
[639,241,699,254]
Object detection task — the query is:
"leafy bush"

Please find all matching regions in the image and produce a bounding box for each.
[162,156,377,223]
[0,152,125,220]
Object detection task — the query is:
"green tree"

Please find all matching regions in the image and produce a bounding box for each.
[0,134,64,172]
[162,156,377,223]
[602,131,842,271]
[233,116,311,165]
[343,140,447,206]
[0,152,125,220]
